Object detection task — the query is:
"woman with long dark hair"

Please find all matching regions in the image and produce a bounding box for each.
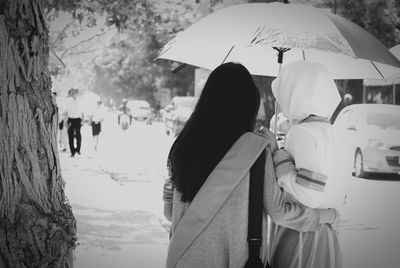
[163,62,339,268]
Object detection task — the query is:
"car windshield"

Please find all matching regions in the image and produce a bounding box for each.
[366,112,400,130]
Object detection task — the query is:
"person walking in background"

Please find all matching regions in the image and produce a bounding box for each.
[269,111,292,135]
[269,61,344,268]
[162,62,339,268]
[90,100,105,151]
[118,98,132,131]
[343,93,353,106]
[66,88,84,157]
[54,91,69,152]
[269,111,293,149]
[53,91,64,150]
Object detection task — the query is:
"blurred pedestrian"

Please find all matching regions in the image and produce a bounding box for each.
[118,99,132,131]
[154,101,162,121]
[269,111,293,149]
[55,91,69,152]
[163,62,338,268]
[66,88,84,157]
[343,93,353,106]
[269,112,292,134]
[90,100,105,151]
[269,61,343,268]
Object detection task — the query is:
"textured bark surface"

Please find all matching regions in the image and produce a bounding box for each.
[0,0,76,267]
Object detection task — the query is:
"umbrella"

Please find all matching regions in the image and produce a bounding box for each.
[364,45,400,86]
[156,2,400,80]
[363,45,400,104]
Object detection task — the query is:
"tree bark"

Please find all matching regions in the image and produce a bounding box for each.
[0,0,76,267]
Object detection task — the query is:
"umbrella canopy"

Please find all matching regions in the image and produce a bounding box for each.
[157,3,400,79]
[364,45,400,86]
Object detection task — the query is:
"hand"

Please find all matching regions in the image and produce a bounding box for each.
[256,127,278,153]
[329,208,341,236]
[270,136,279,153]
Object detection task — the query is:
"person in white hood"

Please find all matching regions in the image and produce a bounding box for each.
[269,61,343,268]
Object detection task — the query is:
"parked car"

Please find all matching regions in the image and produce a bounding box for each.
[332,104,400,178]
[164,96,198,136]
[127,100,151,121]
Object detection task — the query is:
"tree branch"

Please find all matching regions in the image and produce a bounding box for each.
[62,45,114,58]
[50,17,77,48]
[60,32,107,58]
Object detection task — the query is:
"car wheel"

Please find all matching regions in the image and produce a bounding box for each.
[354,150,367,178]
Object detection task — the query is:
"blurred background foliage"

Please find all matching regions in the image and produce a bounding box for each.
[45,0,400,118]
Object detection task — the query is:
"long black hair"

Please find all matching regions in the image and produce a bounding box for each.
[168,62,260,203]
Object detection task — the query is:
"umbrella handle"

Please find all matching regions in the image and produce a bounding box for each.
[272,48,289,136]
[274,99,279,136]
[273,61,283,136]
[273,47,291,64]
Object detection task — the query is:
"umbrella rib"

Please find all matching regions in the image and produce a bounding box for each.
[370,60,385,79]
[172,63,187,74]
[157,43,173,59]
[221,45,235,64]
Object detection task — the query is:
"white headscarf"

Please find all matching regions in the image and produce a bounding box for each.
[271,61,341,121]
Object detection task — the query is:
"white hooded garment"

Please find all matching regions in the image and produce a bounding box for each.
[271,61,341,122]
[271,61,343,209]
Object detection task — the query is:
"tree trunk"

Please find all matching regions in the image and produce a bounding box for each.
[0,0,76,267]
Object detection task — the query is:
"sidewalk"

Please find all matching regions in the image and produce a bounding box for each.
[60,149,170,268]
[59,121,400,268]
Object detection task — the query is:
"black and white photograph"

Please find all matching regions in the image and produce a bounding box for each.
[1,0,400,267]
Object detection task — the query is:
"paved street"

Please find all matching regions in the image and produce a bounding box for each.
[339,175,400,268]
[60,112,400,268]
[61,113,173,268]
